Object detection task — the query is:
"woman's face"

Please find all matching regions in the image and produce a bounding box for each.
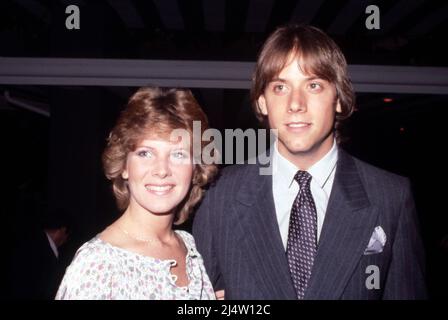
[122,133,193,216]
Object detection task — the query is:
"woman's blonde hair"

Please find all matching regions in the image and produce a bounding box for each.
[102,87,218,224]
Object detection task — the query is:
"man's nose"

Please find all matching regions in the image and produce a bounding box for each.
[288,88,306,113]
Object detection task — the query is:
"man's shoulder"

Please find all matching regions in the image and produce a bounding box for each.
[346,152,410,189]
[215,163,263,183]
[203,163,266,201]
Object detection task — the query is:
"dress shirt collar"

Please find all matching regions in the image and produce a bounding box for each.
[272,139,338,190]
[45,231,59,258]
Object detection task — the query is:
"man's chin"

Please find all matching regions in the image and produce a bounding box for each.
[280,142,312,156]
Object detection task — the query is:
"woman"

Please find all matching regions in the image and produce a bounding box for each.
[56,87,218,299]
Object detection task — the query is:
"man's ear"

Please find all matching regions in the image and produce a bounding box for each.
[257,95,268,116]
[335,98,342,113]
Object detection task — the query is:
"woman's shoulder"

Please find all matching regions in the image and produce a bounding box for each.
[55,237,120,299]
[175,230,201,255]
[75,236,113,257]
[66,236,122,272]
[174,229,194,244]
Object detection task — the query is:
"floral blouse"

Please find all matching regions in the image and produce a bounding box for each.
[55,230,215,300]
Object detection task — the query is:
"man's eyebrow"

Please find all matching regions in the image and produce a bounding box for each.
[269,75,324,82]
[269,77,286,82]
[306,75,323,81]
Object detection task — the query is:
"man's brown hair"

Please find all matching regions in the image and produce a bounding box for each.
[251,24,355,133]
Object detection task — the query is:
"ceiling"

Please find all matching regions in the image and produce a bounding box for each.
[1,0,447,137]
[1,0,447,66]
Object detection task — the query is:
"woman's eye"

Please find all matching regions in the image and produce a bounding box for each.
[137,150,152,158]
[172,151,188,159]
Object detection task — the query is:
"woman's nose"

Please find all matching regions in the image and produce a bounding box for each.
[152,158,171,178]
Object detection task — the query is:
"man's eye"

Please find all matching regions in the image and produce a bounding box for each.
[273,84,287,93]
[309,82,322,90]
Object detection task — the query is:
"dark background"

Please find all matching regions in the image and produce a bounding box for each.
[1,0,447,299]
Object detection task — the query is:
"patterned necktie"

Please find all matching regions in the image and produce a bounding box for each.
[286,170,318,299]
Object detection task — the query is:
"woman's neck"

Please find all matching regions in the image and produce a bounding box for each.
[118,204,176,242]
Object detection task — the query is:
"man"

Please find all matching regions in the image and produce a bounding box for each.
[11,211,71,299]
[193,25,427,299]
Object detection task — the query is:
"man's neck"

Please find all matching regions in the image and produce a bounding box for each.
[278,139,335,171]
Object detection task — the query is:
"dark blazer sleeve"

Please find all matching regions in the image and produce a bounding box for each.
[193,187,225,291]
[382,179,427,299]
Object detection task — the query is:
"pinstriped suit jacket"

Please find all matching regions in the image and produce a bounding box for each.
[192,149,427,299]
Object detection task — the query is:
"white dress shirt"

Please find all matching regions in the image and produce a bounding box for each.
[45,231,59,258]
[272,140,338,250]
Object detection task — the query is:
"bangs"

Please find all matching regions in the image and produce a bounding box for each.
[260,42,298,84]
[298,47,338,82]
[251,24,355,130]
[129,123,191,151]
[264,46,337,83]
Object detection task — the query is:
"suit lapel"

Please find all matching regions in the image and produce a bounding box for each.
[305,150,378,299]
[235,163,297,299]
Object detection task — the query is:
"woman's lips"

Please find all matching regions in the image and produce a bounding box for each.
[145,184,175,195]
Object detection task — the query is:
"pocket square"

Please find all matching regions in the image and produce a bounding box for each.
[364,226,387,255]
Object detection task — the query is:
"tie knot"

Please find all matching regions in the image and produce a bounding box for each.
[294,170,312,188]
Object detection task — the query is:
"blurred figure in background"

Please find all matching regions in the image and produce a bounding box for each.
[10,208,72,299]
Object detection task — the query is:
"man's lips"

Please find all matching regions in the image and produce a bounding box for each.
[285,121,311,130]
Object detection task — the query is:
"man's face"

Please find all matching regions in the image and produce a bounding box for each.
[257,55,341,168]
[54,227,69,247]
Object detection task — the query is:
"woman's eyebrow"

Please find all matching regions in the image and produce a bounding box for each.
[135,145,155,150]
[171,147,190,151]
